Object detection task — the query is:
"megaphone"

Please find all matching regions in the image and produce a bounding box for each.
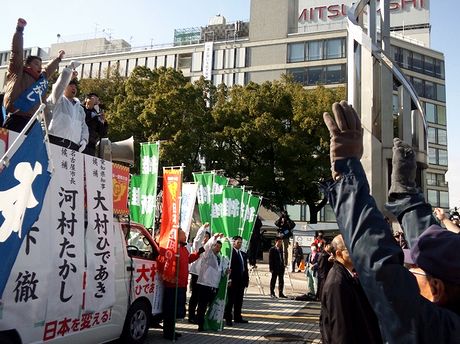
[98,136,134,165]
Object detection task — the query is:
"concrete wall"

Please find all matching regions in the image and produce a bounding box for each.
[250,0,289,41]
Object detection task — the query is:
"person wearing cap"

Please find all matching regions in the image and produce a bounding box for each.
[46,65,89,152]
[82,92,108,156]
[3,18,64,133]
[322,101,460,343]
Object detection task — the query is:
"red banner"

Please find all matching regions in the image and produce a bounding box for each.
[112,163,130,215]
[159,169,182,283]
[0,128,9,158]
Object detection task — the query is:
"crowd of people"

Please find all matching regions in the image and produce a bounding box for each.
[2,18,108,156]
[6,17,460,344]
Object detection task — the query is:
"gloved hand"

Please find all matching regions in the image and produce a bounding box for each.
[78,140,87,153]
[323,101,363,179]
[388,138,417,196]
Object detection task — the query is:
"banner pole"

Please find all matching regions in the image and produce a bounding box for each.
[220,236,233,331]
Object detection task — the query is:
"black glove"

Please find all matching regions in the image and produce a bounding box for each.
[389,138,417,196]
[198,246,206,254]
[323,101,363,179]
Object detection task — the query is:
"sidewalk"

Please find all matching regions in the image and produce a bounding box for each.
[145,263,322,343]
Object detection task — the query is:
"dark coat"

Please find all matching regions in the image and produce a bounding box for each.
[229,248,249,288]
[326,158,460,343]
[268,245,285,273]
[320,261,382,344]
[317,251,333,280]
[82,106,108,148]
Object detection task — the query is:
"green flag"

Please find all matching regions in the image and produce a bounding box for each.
[129,175,141,222]
[139,142,159,228]
[193,172,214,224]
[205,185,245,331]
[240,194,262,253]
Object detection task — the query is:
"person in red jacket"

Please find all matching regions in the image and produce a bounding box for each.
[161,228,202,341]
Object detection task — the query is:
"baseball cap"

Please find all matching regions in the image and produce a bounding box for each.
[404,225,460,285]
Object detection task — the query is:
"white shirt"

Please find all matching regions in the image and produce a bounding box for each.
[46,67,89,145]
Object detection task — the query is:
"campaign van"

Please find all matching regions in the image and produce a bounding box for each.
[0,127,163,344]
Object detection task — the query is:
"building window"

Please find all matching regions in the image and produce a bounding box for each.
[412,77,423,97]
[427,190,438,206]
[424,81,435,100]
[440,191,449,208]
[288,64,345,86]
[435,60,445,79]
[429,147,448,166]
[428,127,436,144]
[426,172,446,187]
[307,66,323,85]
[428,127,448,145]
[291,68,305,84]
[438,128,447,145]
[325,65,344,84]
[326,38,344,59]
[307,40,322,61]
[437,84,446,102]
[424,56,435,76]
[425,102,436,123]
[177,53,192,69]
[437,105,446,125]
[411,52,423,73]
[288,43,305,63]
[438,149,448,166]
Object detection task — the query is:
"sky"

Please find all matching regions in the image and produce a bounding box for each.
[1,0,458,208]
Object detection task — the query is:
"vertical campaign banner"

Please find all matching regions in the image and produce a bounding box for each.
[209,174,229,234]
[193,172,213,225]
[180,182,198,240]
[0,123,51,329]
[46,146,85,320]
[139,142,159,228]
[129,175,141,223]
[240,194,262,253]
[84,155,115,311]
[159,168,182,283]
[221,187,244,238]
[112,163,130,215]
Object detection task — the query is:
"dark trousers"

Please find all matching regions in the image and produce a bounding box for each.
[270,270,284,296]
[162,287,186,339]
[224,283,245,321]
[188,273,199,320]
[248,239,259,266]
[196,284,217,330]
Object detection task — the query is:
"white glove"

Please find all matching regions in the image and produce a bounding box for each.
[78,140,87,153]
[68,60,81,70]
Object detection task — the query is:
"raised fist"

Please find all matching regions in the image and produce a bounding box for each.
[17,18,27,28]
[58,50,65,59]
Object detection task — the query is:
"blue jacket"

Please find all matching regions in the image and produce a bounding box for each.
[325,158,460,344]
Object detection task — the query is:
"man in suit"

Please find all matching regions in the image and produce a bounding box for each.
[269,236,287,298]
[320,235,382,344]
[224,235,249,326]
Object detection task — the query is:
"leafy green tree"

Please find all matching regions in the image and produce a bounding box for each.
[208,77,344,221]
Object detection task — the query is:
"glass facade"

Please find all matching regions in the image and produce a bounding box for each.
[287,38,346,63]
[392,45,445,79]
[288,64,346,86]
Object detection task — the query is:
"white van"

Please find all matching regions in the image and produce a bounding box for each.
[0,139,162,344]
